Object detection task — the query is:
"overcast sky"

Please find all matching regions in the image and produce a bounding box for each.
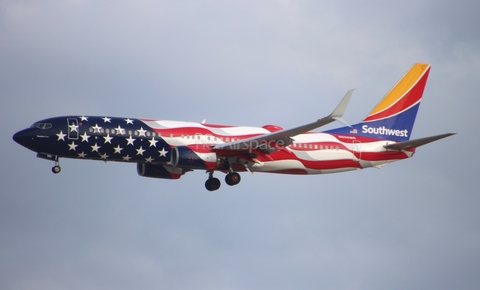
[1,1,479,289]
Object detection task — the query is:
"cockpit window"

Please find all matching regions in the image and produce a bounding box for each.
[30,123,52,129]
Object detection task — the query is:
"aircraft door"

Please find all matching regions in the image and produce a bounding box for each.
[352,140,361,161]
[67,118,79,140]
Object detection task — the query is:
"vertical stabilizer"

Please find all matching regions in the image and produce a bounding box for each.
[326,63,431,141]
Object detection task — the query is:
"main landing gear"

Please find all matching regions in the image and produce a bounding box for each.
[205,171,241,191]
[205,176,221,191]
[225,172,241,186]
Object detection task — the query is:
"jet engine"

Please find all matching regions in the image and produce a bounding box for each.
[137,163,183,179]
[171,146,218,170]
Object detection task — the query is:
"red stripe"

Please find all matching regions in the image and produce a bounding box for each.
[301,159,362,170]
[268,169,308,174]
[360,151,409,161]
[364,68,429,122]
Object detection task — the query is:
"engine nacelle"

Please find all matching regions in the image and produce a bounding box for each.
[137,163,183,179]
[171,146,218,170]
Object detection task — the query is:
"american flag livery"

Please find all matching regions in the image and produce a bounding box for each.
[13,64,454,191]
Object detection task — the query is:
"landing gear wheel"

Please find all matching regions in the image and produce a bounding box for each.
[52,165,61,174]
[225,172,241,186]
[205,178,221,191]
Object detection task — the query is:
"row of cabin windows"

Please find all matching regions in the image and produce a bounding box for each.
[87,128,238,142]
[89,128,157,137]
[292,143,339,150]
[182,135,236,142]
[85,128,338,150]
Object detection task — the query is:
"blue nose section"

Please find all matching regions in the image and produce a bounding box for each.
[13,129,32,147]
[13,128,54,153]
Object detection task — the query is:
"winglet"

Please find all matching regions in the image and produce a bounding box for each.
[329,89,354,119]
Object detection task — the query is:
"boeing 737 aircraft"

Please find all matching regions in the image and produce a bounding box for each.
[13,63,454,191]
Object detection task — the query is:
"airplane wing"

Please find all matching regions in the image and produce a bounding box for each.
[384,133,455,151]
[213,90,354,153]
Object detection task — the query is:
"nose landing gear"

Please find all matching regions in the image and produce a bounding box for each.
[52,164,61,174]
[36,153,62,174]
[52,158,61,174]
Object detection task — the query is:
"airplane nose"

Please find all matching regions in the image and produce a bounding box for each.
[13,129,33,147]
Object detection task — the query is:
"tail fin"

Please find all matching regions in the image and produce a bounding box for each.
[326,63,431,141]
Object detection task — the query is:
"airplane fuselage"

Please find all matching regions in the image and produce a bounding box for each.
[13,115,412,177]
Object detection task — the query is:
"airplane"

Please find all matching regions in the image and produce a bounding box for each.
[13,63,454,191]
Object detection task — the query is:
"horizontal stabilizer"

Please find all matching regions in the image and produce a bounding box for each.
[384,133,455,150]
